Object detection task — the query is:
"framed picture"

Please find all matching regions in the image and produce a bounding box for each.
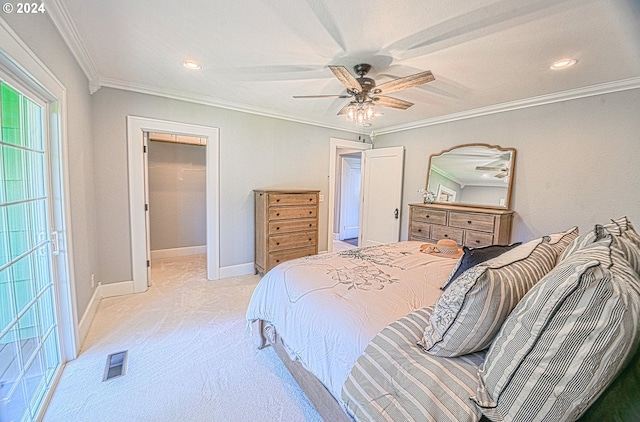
[436,184,457,203]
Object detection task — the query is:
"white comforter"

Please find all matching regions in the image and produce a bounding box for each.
[246,241,457,399]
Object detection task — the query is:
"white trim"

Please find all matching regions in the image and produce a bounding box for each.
[101,76,362,134]
[77,285,101,344]
[150,245,206,259]
[0,16,79,360]
[98,280,135,298]
[128,116,221,293]
[327,138,372,253]
[219,262,256,279]
[45,0,100,93]
[372,76,640,136]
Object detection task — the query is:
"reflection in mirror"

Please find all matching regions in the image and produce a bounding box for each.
[426,144,516,209]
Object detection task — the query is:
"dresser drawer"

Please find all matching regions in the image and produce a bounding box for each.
[269,193,317,206]
[269,232,316,252]
[464,231,494,248]
[431,225,464,244]
[449,212,495,232]
[268,246,316,269]
[410,221,431,240]
[269,218,317,234]
[269,206,317,220]
[411,208,447,225]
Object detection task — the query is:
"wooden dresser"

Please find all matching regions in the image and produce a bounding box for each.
[254,190,320,274]
[408,203,514,247]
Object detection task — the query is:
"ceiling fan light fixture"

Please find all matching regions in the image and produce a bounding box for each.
[182,60,202,70]
[346,101,377,125]
[550,58,577,70]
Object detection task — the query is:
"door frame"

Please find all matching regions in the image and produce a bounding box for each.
[0,20,79,365]
[127,116,220,292]
[327,138,372,253]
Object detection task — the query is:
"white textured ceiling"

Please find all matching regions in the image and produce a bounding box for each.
[49,0,640,133]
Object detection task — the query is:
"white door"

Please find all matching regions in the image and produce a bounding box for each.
[339,156,361,241]
[359,146,405,247]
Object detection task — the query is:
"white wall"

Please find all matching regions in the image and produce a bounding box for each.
[148,141,206,251]
[91,87,362,284]
[375,88,640,243]
[2,14,98,318]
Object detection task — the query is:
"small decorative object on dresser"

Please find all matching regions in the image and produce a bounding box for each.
[254,189,319,274]
[408,203,514,247]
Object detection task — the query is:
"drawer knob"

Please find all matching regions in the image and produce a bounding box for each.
[309,211,312,214]
[467,220,472,224]
[276,213,280,216]
[308,238,312,241]
[417,228,422,232]
[444,234,449,238]
[276,242,280,245]
[475,240,481,244]
[309,224,312,227]
[309,198,313,201]
[276,199,280,202]
[426,215,430,218]
[276,227,280,230]
[276,259,280,263]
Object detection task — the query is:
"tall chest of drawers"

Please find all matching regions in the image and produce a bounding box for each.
[254,190,320,274]
[408,203,514,247]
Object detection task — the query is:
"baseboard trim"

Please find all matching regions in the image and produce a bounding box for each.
[219,262,255,278]
[99,280,135,297]
[78,286,101,345]
[151,245,206,259]
[77,279,134,347]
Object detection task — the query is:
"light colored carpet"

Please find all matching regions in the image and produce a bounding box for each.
[44,255,322,421]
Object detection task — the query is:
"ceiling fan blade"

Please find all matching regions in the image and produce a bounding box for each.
[375,70,435,95]
[373,96,414,110]
[293,94,351,99]
[329,65,363,93]
[475,166,505,171]
[337,102,353,115]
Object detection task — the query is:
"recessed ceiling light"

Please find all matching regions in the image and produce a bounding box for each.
[550,58,578,70]
[182,60,202,70]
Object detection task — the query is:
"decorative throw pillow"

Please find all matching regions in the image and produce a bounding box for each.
[418,238,558,357]
[472,236,640,422]
[547,226,579,260]
[441,242,522,290]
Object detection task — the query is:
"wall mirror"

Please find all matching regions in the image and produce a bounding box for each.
[425,144,516,209]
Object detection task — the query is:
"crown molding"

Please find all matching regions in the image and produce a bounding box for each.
[46,0,101,93]
[371,76,640,136]
[97,76,362,134]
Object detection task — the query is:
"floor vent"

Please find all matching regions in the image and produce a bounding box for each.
[103,351,128,381]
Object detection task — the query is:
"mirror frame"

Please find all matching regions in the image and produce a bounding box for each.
[425,143,516,210]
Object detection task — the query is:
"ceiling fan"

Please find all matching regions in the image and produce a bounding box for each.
[476,157,510,179]
[293,63,435,123]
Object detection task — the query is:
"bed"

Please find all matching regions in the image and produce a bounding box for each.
[246,219,640,422]
[246,241,457,418]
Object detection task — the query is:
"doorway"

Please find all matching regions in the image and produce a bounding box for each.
[127,117,220,293]
[146,133,207,265]
[338,154,362,245]
[327,138,372,253]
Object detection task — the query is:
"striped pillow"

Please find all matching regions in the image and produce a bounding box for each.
[418,238,558,357]
[472,237,640,422]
